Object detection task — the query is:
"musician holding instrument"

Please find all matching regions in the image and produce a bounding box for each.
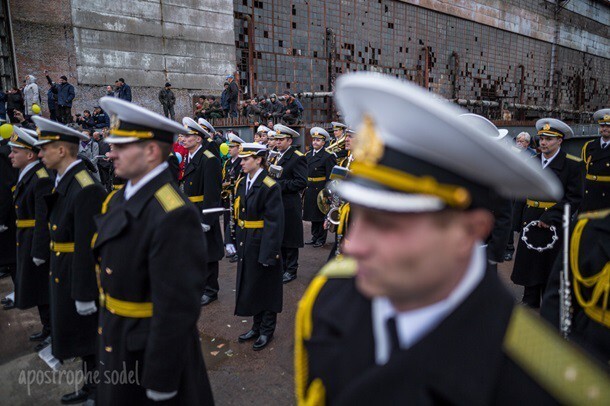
[222,133,245,263]
[226,143,284,351]
[580,108,610,212]
[304,127,336,248]
[511,118,584,309]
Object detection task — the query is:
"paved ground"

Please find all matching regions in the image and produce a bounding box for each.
[0,224,523,405]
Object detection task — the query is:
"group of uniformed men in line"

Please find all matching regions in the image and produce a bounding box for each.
[0,72,609,404]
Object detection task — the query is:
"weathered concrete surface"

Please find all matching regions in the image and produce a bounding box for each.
[0,225,523,404]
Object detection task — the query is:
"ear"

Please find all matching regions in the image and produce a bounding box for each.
[465,209,494,241]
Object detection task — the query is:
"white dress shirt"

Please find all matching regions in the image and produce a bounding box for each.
[541,148,560,169]
[124,162,169,201]
[371,243,485,365]
[601,138,609,149]
[188,145,202,161]
[246,167,264,193]
[18,161,39,183]
[55,159,82,188]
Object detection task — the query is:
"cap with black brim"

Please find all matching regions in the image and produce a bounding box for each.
[536,118,574,139]
[183,117,211,139]
[9,126,40,150]
[273,124,299,139]
[238,142,267,158]
[32,116,90,146]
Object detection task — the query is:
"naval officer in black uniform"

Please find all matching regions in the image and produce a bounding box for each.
[303,127,336,247]
[9,127,54,345]
[93,97,214,404]
[273,124,307,284]
[580,108,610,213]
[511,118,584,308]
[295,73,610,405]
[182,117,224,306]
[34,116,107,404]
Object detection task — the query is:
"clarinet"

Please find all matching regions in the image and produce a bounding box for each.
[560,203,572,339]
[228,173,237,244]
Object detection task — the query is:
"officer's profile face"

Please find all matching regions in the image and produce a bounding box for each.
[599,125,610,139]
[275,137,292,151]
[344,134,353,150]
[344,206,492,310]
[108,142,150,180]
[538,135,562,156]
[240,155,261,174]
[182,134,201,150]
[38,143,62,170]
[229,144,239,158]
[311,138,325,150]
[9,147,34,169]
[334,128,343,138]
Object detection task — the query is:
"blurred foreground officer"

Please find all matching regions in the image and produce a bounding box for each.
[294,73,610,405]
[182,118,224,306]
[9,127,53,345]
[580,108,610,212]
[511,119,583,308]
[273,124,307,283]
[226,143,284,350]
[303,127,336,247]
[34,116,107,404]
[94,97,214,404]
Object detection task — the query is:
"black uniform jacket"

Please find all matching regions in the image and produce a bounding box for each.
[14,163,53,309]
[0,139,18,267]
[512,151,584,286]
[581,139,610,212]
[276,146,307,247]
[228,170,284,316]
[222,156,242,183]
[486,195,513,263]
[93,169,214,405]
[541,210,610,364]
[45,161,106,360]
[296,257,610,405]
[303,148,336,222]
[182,146,224,262]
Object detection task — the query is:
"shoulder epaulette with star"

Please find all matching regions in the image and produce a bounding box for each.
[318,256,357,278]
[155,183,185,213]
[204,150,215,159]
[263,176,277,188]
[75,170,94,188]
[295,149,304,157]
[36,168,49,179]
[566,153,582,162]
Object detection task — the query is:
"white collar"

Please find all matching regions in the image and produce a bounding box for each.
[188,145,202,160]
[231,156,239,163]
[601,138,610,148]
[124,162,169,201]
[18,161,39,183]
[246,167,264,187]
[55,159,82,188]
[371,243,485,365]
[542,148,560,168]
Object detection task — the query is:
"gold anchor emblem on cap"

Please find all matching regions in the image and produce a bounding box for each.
[603,114,610,122]
[110,114,121,130]
[353,114,384,166]
[543,123,551,131]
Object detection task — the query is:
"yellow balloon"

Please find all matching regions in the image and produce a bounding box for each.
[32,104,41,114]
[0,123,14,139]
[219,142,229,156]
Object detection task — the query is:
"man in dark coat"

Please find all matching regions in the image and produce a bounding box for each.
[225,143,284,350]
[92,106,110,129]
[116,78,132,102]
[0,133,18,297]
[541,209,610,365]
[227,75,239,118]
[56,75,75,124]
[511,118,584,308]
[273,124,307,284]
[295,73,609,406]
[9,127,53,344]
[34,115,106,404]
[281,91,302,125]
[158,82,176,120]
[222,133,245,262]
[182,118,224,306]
[92,96,214,405]
[303,127,336,248]
[580,108,610,213]
[44,71,58,121]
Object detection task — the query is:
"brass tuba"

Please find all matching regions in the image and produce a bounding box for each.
[326,134,346,154]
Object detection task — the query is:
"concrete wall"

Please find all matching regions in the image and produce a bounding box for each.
[11,0,236,120]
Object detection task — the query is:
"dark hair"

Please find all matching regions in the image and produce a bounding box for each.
[83,110,90,114]
[210,96,216,101]
[63,142,79,158]
[118,78,125,83]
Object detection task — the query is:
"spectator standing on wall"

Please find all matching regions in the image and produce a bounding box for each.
[158,82,176,120]
[23,75,40,116]
[6,87,24,123]
[227,75,239,118]
[56,76,75,124]
[281,91,303,125]
[116,78,132,102]
[44,71,59,121]
[220,83,230,117]
[0,89,6,122]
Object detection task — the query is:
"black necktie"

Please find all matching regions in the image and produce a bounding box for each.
[603,142,608,149]
[246,180,251,194]
[185,155,190,167]
[386,317,401,357]
[543,159,548,167]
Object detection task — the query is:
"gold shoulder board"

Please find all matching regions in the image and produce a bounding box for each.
[319,256,357,278]
[263,176,276,188]
[566,153,582,162]
[155,183,185,213]
[36,168,49,178]
[295,149,304,157]
[75,170,94,188]
[503,306,610,404]
[204,150,215,159]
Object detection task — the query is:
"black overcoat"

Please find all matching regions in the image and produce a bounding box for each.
[303,149,336,222]
[276,146,307,248]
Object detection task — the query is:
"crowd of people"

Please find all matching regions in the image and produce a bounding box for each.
[0,71,609,405]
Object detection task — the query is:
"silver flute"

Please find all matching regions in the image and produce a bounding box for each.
[560,203,572,339]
